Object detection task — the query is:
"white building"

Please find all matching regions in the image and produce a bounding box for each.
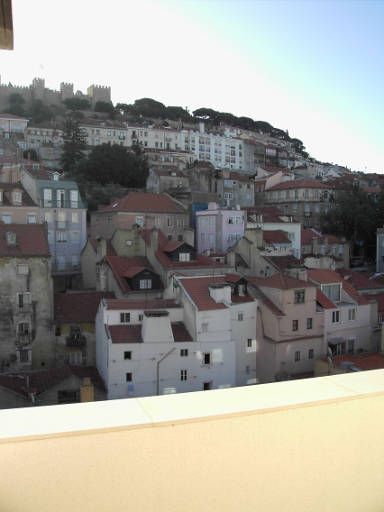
[96,298,236,399]
[0,113,28,136]
[173,274,257,386]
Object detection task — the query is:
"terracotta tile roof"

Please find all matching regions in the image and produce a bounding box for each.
[0,366,105,397]
[341,280,370,306]
[246,206,285,223]
[263,255,303,271]
[163,240,186,252]
[0,183,37,207]
[88,238,116,256]
[308,269,343,284]
[248,274,313,290]
[337,269,383,291]
[263,230,290,244]
[255,288,285,316]
[105,255,161,294]
[228,171,253,183]
[331,353,384,371]
[316,289,336,309]
[98,192,186,214]
[179,275,254,311]
[109,325,142,343]
[171,322,193,342]
[0,224,50,257]
[55,291,115,324]
[301,228,321,245]
[104,299,180,310]
[268,179,332,191]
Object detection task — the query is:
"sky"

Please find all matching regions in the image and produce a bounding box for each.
[1,0,384,172]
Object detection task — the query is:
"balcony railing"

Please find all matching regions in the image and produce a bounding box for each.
[40,199,84,209]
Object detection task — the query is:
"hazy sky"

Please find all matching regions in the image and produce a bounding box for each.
[1,0,383,172]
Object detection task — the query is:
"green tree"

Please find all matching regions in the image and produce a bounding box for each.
[131,98,166,118]
[60,118,87,174]
[5,93,26,116]
[76,143,148,188]
[29,100,53,124]
[94,101,115,113]
[63,97,91,111]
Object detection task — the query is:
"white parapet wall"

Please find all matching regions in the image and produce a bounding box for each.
[0,371,384,512]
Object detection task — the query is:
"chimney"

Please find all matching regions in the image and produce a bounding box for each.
[80,377,94,402]
[150,228,159,251]
[209,284,232,304]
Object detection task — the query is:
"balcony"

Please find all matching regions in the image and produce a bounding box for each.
[0,371,383,511]
[41,199,84,209]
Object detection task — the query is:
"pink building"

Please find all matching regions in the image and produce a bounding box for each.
[196,203,245,255]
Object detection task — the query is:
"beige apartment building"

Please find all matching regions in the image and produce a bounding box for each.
[248,274,325,383]
[0,182,40,224]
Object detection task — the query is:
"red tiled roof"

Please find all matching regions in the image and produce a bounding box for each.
[105,299,180,310]
[109,325,143,343]
[301,228,321,245]
[263,255,303,272]
[0,366,105,397]
[55,291,115,323]
[246,206,285,223]
[268,179,332,191]
[105,255,161,293]
[337,269,383,291]
[163,240,186,252]
[0,224,50,257]
[332,353,384,371]
[248,274,312,290]
[308,269,343,284]
[88,238,116,256]
[263,230,290,244]
[0,183,37,207]
[316,289,336,309]
[98,192,186,214]
[179,275,254,311]
[341,280,370,306]
[171,322,193,342]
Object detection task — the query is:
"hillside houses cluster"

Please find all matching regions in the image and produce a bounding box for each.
[1,96,384,409]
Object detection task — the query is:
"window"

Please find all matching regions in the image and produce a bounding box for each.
[203,382,212,390]
[27,214,36,224]
[70,190,78,208]
[307,318,313,329]
[17,292,31,308]
[56,231,67,242]
[332,310,340,323]
[43,188,52,206]
[203,352,211,365]
[322,284,341,302]
[17,264,29,275]
[179,253,190,262]
[180,369,187,381]
[292,320,298,331]
[247,339,252,348]
[71,255,80,268]
[126,372,132,382]
[348,308,356,321]
[2,214,11,224]
[138,314,143,321]
[135,215,144,227]
[56,255,66,270]
[201,322,209,333]
[167,217,173,227]
[44,211,52,223]
[71,212,79,224]
[238,312,244,321]
[70,231,80,242]
[19,349,30,363]
[124,351,132,360]
[180,349,188,357]
[120,313,130,323]
[294,351,301,362]
[294,289,305,304]
[139,279,152,289]
[57,189,65,207]
[347,339,355,355]
[308,349,314,359]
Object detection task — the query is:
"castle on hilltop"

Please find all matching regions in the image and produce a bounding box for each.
[0,77,111,110]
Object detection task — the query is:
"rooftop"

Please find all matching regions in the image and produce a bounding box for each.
[55,291,115,324]
[268,179,332,191]
[0,224,50,257]
[104,298,180,310]
[98,192,186,214]
[248,273,313,290]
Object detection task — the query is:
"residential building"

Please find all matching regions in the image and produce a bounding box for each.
[174,274,257,386]
[196,203,245,255]
[216,170,255,208]
[0,366,106,409]
[308,269,378,356]
[0,224,53,371]
[0,182,40,224]
[20,167,87,287]
[146,167,190,197]
[96,297,236,399]
[247,274,324,383]
[90,192,189,241]
[0,113,28,136]
[246,206,301,258]
[80,237,117,289]
[263,179,335,228]
[376,227,384,273]
[301,228,350,269]
[54,291,115,366]
[24,126,64,149]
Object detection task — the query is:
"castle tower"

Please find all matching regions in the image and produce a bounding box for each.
[60,82,74,101]
[87,84,111,106]
[31,78,45,100]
